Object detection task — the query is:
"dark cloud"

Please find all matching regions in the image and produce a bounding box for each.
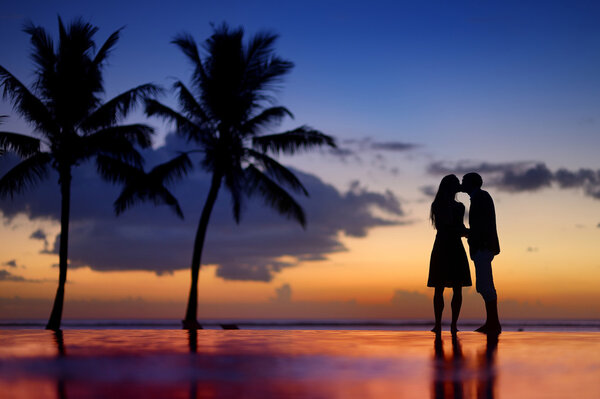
[0,270,25,282]
[29,229,47,242]
[499,163,553,191]
[3,259,17,268]
[328,147,355,158]
[526,247,539,252]
[427,161,600,199]
[370,141,418,152]
[29,228,49,251]
[1,133,406,282]
[420,185,436,197]
[554,168,598,188]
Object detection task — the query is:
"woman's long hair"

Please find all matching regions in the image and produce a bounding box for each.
[430,174,460,228]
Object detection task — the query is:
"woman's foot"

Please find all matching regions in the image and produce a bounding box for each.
[431,325,442,333]
[450,324,459,334]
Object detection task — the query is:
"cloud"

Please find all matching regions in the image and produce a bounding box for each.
[0,133,407,282]
[325,138,418,172]
[270,283,292,304]
[420,185,437,197]
[370,141,418,152]
[427,161,600,198]
[526,247,539,252]
[597,223,600,228]
[0,269,46,283]
[29,228,49,251]
[2,259,17,268]
[0,270,25,282]
[29,229,47,242]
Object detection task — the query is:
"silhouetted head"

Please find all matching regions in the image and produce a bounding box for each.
[430,174,460,226]
[461,172,483,194]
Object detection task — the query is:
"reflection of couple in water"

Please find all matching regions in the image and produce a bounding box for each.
[428,173,501,335]
[433,333,499,399]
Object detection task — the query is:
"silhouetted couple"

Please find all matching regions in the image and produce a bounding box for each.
[428,173,501,335]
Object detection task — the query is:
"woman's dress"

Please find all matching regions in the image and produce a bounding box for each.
[427,201,472,287]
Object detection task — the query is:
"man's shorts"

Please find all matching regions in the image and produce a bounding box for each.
[471,250,497,302]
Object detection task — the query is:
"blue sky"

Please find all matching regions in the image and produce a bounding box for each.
[2,1,599,169]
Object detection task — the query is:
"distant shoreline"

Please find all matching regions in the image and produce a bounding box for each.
[1,318,599,331]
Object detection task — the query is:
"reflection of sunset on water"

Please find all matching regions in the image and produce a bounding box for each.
[0,330,599,398]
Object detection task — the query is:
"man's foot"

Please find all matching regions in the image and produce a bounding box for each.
[431,325,442,334]
[485,324,502,335]
[451,324,459,334]
[475,323,502,335]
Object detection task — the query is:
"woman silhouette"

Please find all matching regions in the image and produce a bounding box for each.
[428,174,471,333]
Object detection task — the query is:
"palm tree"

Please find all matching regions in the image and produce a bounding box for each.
[0,17,159,330]
[143,24,336,328]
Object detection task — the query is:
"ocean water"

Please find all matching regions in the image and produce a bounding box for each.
[1,329,599,398]
[1,318,599,331]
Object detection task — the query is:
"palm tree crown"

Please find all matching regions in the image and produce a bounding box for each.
[141,23,336,327]
[0,17,160,330]
[147,24,335,225]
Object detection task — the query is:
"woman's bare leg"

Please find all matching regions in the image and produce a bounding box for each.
[432,287,444,333]
[451,286,462,333]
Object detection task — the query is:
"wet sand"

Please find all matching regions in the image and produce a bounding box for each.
[0,330,598,398]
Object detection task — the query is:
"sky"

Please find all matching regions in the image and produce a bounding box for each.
[1,0,599,321]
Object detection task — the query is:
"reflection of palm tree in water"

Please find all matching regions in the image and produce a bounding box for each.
[53,330,67,399]
[432,333,465,399]
[187,329,198,399]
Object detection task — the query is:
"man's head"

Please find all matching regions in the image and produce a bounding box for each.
[461,172,483,193]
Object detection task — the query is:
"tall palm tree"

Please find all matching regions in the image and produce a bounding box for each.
[0,17,159,330]
[143,24,336,328]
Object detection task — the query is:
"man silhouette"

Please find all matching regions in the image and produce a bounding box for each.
[461,173,501,334]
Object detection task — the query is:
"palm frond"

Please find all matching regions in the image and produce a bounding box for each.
[172,33,202,66]
[242,106,293,134]
[114,183,184,219]
[113,173,184,219]
[0,152,51,199]
[149,152,193,186]
[81,84,162,131]
[93,27,122,67]
[145,99,212,143]
[58,16,98,57]
[0,132,41,158]
[149,187,184,219]
[100,153,186,219]
[85,123,154,149]
[173,81,209,122]
[22,21,56,91]
[0,66,56,135]
[252,126,336,155]
[245,31,278,67]
[246,148,307,196]
[96,154,144,184]
[244,164,305,227]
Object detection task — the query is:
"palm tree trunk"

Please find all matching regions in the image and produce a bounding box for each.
[46,167,71,330]
[183,171,222,328]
